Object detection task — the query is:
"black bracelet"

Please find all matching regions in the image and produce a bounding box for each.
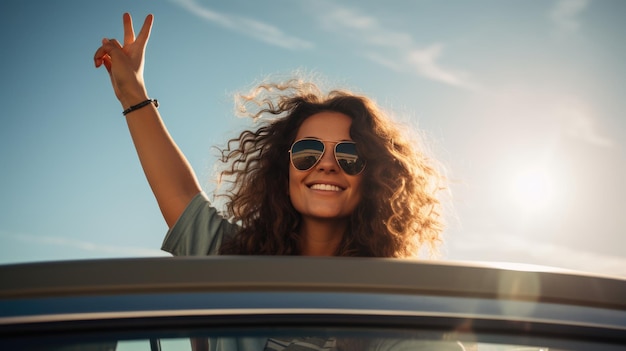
[122,99,159,116]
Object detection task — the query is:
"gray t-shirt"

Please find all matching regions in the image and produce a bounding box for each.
[161,192,239,256]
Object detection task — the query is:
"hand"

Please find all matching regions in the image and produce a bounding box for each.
[94,13,154,109]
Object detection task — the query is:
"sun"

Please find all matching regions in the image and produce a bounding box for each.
[509,168,556,213]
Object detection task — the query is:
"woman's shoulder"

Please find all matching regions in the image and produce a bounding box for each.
[162,192,239,256]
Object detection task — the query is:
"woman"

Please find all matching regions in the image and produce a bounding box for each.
[95,12,452,351]
[94,13,445,260]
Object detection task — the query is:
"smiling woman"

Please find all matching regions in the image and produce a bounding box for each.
[93,12,447,264]
[215,81,446,258]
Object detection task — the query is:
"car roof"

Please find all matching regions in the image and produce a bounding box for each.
[1,256,624,309]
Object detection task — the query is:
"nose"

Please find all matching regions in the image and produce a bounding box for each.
[316,143,339,173]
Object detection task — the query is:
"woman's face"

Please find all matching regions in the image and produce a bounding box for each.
[289,111,363,222]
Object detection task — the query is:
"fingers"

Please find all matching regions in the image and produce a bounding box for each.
[94,13,153,68]
[135,14,154,49]
[102,55,112,73]
[93,38,123,68]
[123,12,136,46]
[105,38,124,50]
[94,39,109,68]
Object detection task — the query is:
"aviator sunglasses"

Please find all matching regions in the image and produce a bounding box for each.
[289,138,366,176]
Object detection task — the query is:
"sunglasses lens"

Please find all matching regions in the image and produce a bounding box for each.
[291,139,324,171]
[336,142,365,175]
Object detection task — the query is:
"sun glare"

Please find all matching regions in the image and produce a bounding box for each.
[510,169,556,213]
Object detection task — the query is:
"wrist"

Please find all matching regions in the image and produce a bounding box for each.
[120,95,150,110]
[120,93,150,110]
[123,99,159,116]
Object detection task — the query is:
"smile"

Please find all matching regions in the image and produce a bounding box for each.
[309,184,343,192]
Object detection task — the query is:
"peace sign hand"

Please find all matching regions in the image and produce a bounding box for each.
[94,13,154,109]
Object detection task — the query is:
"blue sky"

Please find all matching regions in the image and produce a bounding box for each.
[1,0,625,276]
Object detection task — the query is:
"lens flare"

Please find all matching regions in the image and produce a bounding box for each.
[510,169,556,213]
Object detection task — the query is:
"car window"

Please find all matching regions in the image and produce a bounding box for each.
[116,339,192,351]
[5,329,621,351]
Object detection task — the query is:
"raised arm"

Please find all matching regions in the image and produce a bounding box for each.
[94,13,201,228]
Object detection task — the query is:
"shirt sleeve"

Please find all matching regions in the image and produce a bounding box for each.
[161,192,239,256]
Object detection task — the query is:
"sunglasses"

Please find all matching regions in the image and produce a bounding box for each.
[289,138,366,176]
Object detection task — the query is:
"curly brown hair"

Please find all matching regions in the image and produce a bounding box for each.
[216,79,445,257]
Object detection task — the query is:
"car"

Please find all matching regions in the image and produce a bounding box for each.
[1,256,625,350]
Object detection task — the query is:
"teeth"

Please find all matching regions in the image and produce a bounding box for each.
[310,184,341,192]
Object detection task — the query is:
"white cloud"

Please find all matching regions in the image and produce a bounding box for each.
[449,231,626,277]
[478,90,613,148]
[314,3,475,90]
[407,45,475,90]
[552,100,613,147]
[550,0,590,34]
[321,7,413,48]
[565,114,613,147]
[171,0,313,50]
[364,52,404,72]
